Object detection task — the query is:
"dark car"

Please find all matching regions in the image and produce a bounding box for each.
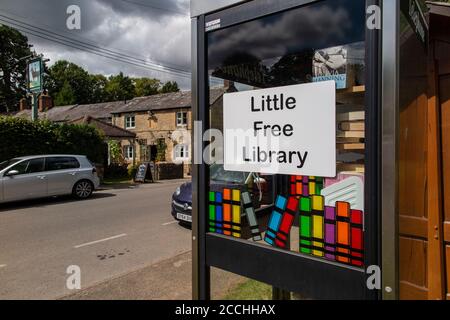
[171,164,268,224]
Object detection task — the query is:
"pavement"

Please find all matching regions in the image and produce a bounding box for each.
[62,251,244,300]
[0,179,244,300]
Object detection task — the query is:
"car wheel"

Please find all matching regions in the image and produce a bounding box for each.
[73,180,93,199]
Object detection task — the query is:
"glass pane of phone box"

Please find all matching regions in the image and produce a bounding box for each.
[206,0,366,268]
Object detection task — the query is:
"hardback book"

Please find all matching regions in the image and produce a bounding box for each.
[337,111,365,122]
[339,121,365,131]
[337,130,365,138]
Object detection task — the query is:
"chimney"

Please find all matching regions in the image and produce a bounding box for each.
[38,94,54,112]
[19,98,29,111]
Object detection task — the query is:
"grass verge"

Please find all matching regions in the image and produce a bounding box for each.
[222,279,272,300]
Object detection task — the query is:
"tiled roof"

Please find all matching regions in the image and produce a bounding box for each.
[66,101,128,120]
[111,87,226,114]
[13,87,227,121]
[14,101,126,122]
[69,116,136,139]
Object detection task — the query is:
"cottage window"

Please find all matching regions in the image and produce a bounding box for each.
[174,144,189,160]
[176,111,188,127]
[125,145,134,160]
[125,115,136,129]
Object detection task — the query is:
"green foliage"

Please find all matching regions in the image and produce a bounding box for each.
[127,164,138,178]
[134,78,161,97]
[54,81,76,106]
[108,140,122,164]
[0,25,33,113]
[105,72,135,102]
[160,81,180,93]
[89,74,108,103]
[0,116,106,163]
[156,139,167,162]
[47,60,92,106]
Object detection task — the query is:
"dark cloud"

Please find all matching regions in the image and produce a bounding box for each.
[0,0,191,89]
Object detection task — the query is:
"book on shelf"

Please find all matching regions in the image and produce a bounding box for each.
[337,137,364,144]
[337,130,365,138]
[339,121,365,131]
[337,111,365,122]
[337,163,365,173]
[336,143,365,150]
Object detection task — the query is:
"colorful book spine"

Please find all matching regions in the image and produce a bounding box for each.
[308,176,324,195]
[290,176,303,197]
[275,197,299,249]
[208,191,216,232]
[350,209,364,266]
[302,176,309,196]
[264,196,287,245]
[324,206,336,260]
[299,196,312,254]
[336,201,351,263]
[311,195,325,257]
[241,191,262,241]
[214,192,223,234]
[231,189,241,238]
[222,189,232,236]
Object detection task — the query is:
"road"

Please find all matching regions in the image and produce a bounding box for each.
[0,179,191,299]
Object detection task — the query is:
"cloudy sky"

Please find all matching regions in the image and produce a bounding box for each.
[0,0,192,89]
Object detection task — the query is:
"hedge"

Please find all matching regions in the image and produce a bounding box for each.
[0,116,106,163]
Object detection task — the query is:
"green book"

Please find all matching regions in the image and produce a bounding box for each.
[299,196,312,254]
[208,191,216,232]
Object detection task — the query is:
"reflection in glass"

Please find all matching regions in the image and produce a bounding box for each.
[206,0,366,268]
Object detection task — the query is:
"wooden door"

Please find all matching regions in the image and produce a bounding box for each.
[439,72,450,300]
[398,28,429,300]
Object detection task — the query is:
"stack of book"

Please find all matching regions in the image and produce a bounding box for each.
[336,112,365,151]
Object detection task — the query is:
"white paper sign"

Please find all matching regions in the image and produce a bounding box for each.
[223,81,336,177]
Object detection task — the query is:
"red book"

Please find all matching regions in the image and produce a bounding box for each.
[275,197,299,248]
[350,209,364,266]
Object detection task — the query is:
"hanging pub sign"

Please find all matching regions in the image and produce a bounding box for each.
[400,0,428,50]
[223,81,336,177]
[27,58,43,93]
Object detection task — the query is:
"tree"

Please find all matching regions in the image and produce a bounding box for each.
[160,81,180,93]
[89,74,108,103]
[54,81,76,106]
[47,60,92,106]
[134,77,161,97]
[105,72,135,101]
[0,25,33,113]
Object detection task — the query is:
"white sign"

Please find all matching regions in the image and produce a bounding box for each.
[223,81,336,177]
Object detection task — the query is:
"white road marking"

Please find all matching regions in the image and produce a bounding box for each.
[0,264,6,269]
[74,233,127,249]
[162,221,178,226]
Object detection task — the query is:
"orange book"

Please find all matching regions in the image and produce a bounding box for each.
[222,189,232,236]
[336,201,350,263]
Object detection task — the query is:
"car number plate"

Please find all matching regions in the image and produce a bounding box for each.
[177,213,192,222]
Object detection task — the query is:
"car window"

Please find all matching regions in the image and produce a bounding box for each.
[26,158,45,173]
[45,157,80,171]
[9,161,29,175]
[7,158,45,175]
[0,158,21,171]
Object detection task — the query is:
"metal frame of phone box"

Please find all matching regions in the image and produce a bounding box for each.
[191,0,399,300]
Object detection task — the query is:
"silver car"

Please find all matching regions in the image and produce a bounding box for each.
[0,155,100,204]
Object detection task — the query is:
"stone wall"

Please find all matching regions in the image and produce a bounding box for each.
[113,108,192,164]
